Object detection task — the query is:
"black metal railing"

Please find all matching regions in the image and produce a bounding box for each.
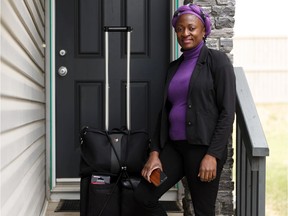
[234,67,269,216]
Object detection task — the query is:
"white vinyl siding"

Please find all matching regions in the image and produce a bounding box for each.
[0,0,46,216]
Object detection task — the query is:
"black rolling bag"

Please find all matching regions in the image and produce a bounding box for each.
[79,26,149,216]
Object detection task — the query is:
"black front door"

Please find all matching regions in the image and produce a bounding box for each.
[55,0,170,178]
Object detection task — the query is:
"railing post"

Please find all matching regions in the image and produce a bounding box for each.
[257,157,266,216]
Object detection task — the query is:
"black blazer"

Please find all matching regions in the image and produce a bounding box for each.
[151,45,236,160]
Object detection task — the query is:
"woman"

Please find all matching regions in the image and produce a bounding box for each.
[134,4,236,216]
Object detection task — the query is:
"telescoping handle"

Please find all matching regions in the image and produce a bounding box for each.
[104,26,133,131]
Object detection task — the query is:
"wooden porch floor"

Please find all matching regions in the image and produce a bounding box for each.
[45,201,183,216]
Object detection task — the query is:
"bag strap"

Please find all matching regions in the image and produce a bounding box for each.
[105,131,124,170]
[123,130,130,169]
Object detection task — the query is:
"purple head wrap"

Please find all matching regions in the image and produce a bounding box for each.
[172,4,212,38]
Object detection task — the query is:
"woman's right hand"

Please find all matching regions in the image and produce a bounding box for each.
[141,151,162,183]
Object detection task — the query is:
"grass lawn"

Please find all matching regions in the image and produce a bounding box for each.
[256,104,288,216]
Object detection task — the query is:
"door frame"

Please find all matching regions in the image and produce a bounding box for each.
[46,0,180,199]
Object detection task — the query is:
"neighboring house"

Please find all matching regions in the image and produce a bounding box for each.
[0,0,236,215]
[233,36,288,103]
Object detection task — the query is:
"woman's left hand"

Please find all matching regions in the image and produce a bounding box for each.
[198,154,217,182]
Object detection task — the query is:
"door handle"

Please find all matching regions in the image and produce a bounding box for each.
[58,66,68,77]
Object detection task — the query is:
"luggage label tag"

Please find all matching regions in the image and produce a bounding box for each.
[91,175,111,185]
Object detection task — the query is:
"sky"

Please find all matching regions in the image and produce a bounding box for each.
[234,0,288,36]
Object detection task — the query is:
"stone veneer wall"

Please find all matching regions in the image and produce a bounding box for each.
[181,0,235,215]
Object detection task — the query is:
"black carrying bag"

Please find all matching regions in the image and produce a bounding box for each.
[79,128,148,216]
[80,127,150,176]
[79,126,149,216]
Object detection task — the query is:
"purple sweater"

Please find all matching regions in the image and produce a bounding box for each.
[167,41,204,140]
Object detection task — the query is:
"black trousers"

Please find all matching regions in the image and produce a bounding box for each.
[134,141,227,216]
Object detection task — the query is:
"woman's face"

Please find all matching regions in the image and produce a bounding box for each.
[175,14,206,50]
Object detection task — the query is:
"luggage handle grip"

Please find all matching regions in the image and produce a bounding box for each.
[104,26,133,32]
